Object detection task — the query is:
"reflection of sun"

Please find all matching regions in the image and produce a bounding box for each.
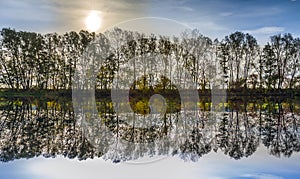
[85,10,102,32]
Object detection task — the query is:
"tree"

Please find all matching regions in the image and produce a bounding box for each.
[262,44,278,89]
[0,28,22,90]
[243,33,259,88]
[220,32,258,89]
[269,34,298,90]
[180,29,213,90]
[287,37,300,89]
[217,41,230,89]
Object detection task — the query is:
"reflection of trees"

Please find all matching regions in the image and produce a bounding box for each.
[179,128,212,162]
[214,99,299,160]
[216,110,259,160]
[260,101,300,157]
[0,99,299,162]
[0,99,99,162]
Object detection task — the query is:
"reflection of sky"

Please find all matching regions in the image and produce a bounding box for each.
[1,145,299,179]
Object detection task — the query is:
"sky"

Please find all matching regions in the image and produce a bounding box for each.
[0,0,300,44]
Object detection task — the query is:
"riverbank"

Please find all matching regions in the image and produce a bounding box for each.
[0,88,299,100]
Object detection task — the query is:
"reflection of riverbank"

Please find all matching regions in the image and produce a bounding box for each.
[0,95,299,114]
[0,89,299,99]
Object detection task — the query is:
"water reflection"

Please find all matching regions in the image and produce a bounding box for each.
[0,98,299,163]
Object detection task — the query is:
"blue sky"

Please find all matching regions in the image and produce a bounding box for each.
[149,0,300,43]
[0,0,299,44]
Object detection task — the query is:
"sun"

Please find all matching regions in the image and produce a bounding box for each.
[85,10,102,32]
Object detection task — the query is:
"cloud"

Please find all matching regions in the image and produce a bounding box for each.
[237,7,283,18]
[227,5,285,19]
[240,173,283,179]
[219,12,233,17]
[189,21,228,31]
[187,20,230,40]
[0,0,149,33]
[172,6,194,12]
[243,26,285,35]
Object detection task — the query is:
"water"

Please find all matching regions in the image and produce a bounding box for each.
[0,97,299,178]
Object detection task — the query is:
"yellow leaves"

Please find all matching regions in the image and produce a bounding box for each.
[13,100,22,106]
[133,100,149,115]
[198,102,211,111]
[47,101,61,110]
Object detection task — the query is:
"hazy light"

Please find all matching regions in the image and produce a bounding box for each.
[85,10,102,32]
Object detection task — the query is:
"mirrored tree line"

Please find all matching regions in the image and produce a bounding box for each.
[0,99,100,162]
[0,28,299,91]
[0,99,299,162]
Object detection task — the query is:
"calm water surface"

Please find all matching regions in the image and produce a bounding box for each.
[0,97,299,179]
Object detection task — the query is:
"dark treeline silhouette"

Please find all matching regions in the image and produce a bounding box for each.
[0,28,299,93]
[0,28,95,90]
[0,98,299,162]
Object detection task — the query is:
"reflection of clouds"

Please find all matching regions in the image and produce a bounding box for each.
[240,173,283,179]
[195,146,300,178]
[24,156,195,179]
[20,145,300,179]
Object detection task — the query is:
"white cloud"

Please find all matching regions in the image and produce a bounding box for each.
[240,173,284,179]
[243,26,285,35]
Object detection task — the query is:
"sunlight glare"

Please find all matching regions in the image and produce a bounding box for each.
[85,10,102,32]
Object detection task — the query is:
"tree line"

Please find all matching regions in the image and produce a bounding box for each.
[0,28,299,91]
